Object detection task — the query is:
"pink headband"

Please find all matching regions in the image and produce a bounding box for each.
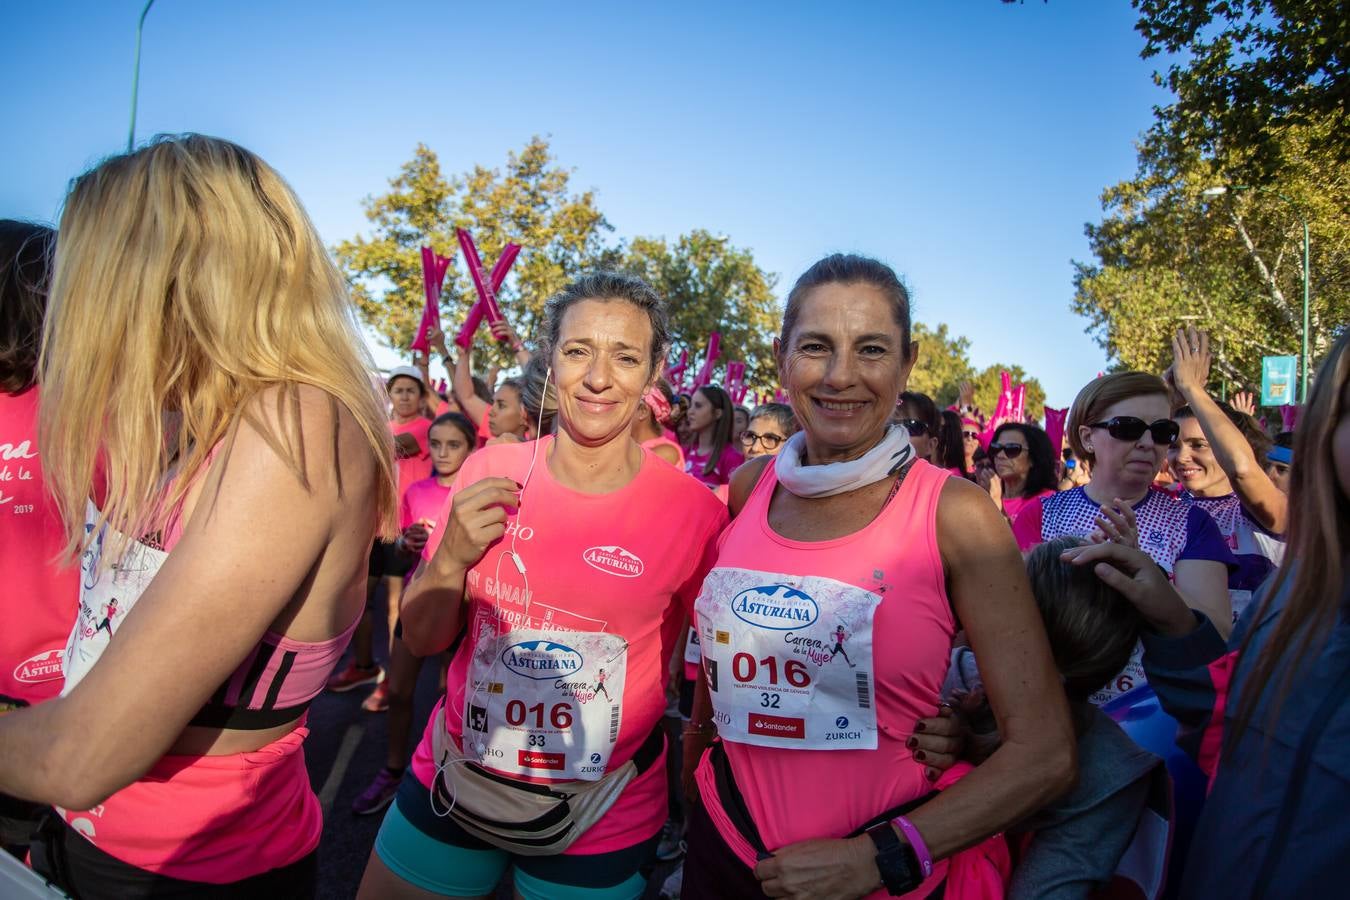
[643,389,672,426]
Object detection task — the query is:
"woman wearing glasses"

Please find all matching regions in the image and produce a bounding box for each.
[1012,372,1235,701]
[896,391,941,462]
[739,403,797,460]
[980,422,1058,523]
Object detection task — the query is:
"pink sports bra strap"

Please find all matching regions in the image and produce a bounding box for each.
[188,612,361,730]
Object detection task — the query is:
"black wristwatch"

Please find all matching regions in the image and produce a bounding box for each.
[865,821,922,896]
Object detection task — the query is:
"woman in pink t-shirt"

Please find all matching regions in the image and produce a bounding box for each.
[684,384,744,488]
[0,135,397,897]
[978,422,1058,524]
[352,411,478,816]
[358,272,728,900]
[680,254,1074,899]
[631,378,684,468]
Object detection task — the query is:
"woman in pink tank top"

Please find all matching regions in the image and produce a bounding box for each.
[632,378,685,468]
[681,255,1075,899]
[0,135,398,898]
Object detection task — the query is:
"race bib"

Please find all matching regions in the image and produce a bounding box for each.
[1090,642,1147,707]
[1229,589,1254,624]
[463,611,628,781]
[683,626,702,666]
[695,567,879,751]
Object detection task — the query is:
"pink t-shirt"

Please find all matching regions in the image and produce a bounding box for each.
[0,387,80,708]
[411,437,728,853]
[640,436,685,470]
[684,443,744,488]
[392,416,433,502]
[1000,489,1053,524]
[693,458,954,898]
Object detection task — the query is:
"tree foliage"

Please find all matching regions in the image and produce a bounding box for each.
[1074,118,1349,392]
[906,323,1046,420]
[335,140,780,378]
[970,363,1047,423]
[334,139,617,369]
[1134,0,1348,183]
[621,232,780,387]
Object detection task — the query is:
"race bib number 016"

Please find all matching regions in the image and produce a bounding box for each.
[694,567,880,751]
[464,615,628,781]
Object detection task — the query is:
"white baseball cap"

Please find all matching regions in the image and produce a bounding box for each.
[386,365,426,390]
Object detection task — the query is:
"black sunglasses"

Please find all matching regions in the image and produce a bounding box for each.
[897,418,930,437]
[740,430,785,450]
[989,441,1025,459]
[1089,416,1180,446]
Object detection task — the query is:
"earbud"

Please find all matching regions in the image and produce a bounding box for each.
[511,551,526,575]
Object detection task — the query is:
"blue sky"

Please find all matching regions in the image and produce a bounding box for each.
[2,1,1166,407]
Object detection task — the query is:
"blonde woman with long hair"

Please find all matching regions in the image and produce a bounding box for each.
[1064,329,1350,897]
[0,134,396,898]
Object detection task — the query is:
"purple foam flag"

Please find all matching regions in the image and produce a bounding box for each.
[411,245,453,354]
[1280,405,1301,432]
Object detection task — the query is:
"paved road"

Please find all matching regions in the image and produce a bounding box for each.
[303,613,680,900]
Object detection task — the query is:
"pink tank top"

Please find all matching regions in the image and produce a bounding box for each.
[57,454,358,880]
[694,457,954,882]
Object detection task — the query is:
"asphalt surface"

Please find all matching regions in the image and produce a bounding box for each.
[303,608,681,900]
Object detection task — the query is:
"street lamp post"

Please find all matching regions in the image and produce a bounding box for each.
[1202,185,1312,403]
[128,0,157,152]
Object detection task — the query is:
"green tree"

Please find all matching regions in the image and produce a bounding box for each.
[1073,118,1349,391]
[1133,0,1349,183]
[334,139,616,368]
[906,322,975,407]
[621,231,780,387]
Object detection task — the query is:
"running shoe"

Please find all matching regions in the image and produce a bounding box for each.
[361,682,390,713]
[326,661,383,693]
[658,860,684,899]
[655,820,684,861]
[351,767,402,815]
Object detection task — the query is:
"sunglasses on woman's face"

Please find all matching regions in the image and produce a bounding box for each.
[741,430,785,450]
[897,418,929,437]
[989,442,1025,459]
[1088,416,1180,446]
[962,431,980,441]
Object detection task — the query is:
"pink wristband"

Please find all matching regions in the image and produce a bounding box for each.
[891,815,933,878]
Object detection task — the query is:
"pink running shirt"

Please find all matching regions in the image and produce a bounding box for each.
[693,458,954,898]
[0,387,79,708]
[640,435,685,470]
[391,416,432,503]
[684,443,744,488]
[411,437,728,853]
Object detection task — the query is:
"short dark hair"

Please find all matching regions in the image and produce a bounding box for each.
[0,220,56,394]
[430,411,477,448]
[542,271,670,375]
[1173,401,1273,465]
[780,254,912,355]
[1024,537,1145,702]
[991,422,1058,497]
[898,391,941,437]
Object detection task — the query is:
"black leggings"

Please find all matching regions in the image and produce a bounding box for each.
[29,813,317,900]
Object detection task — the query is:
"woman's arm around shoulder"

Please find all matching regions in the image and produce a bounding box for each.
[0,385,376,810]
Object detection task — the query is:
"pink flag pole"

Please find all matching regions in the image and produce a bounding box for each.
[1044,407,1069,453]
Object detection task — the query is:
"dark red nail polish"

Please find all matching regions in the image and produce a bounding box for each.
[914,721,927,733]
[914,750,926,762]
[906,737,917,749]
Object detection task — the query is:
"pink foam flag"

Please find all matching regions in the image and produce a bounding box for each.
[452,231,521,350]
[774,388,789,404]
[664,349,689,391]
[1010,383,1026,424]
[726,361,748,404]
[1280,405,1301,433]
[436,378,448,395]
[1044,407,1069,453]
[411,245,453,353]
[691,333,721,390]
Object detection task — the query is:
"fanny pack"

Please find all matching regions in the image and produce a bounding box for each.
[429,705,666,856]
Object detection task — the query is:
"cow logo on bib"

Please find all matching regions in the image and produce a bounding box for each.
[731,585,819,631]
[582,545,645,578]
[501,640,585,680]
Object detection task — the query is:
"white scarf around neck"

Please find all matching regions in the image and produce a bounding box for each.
[774,424,915,498]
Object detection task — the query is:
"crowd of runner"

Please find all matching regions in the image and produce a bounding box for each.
[1,135,1345,900]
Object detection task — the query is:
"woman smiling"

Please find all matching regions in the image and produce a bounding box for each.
[682,254,1074,899]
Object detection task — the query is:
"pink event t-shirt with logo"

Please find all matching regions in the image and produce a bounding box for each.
[401,475,452,573]
[684,443,744,488]
[0,386,79,708]
[693,458,955,898]
[411,437,728,853]
[391,416,433,502]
